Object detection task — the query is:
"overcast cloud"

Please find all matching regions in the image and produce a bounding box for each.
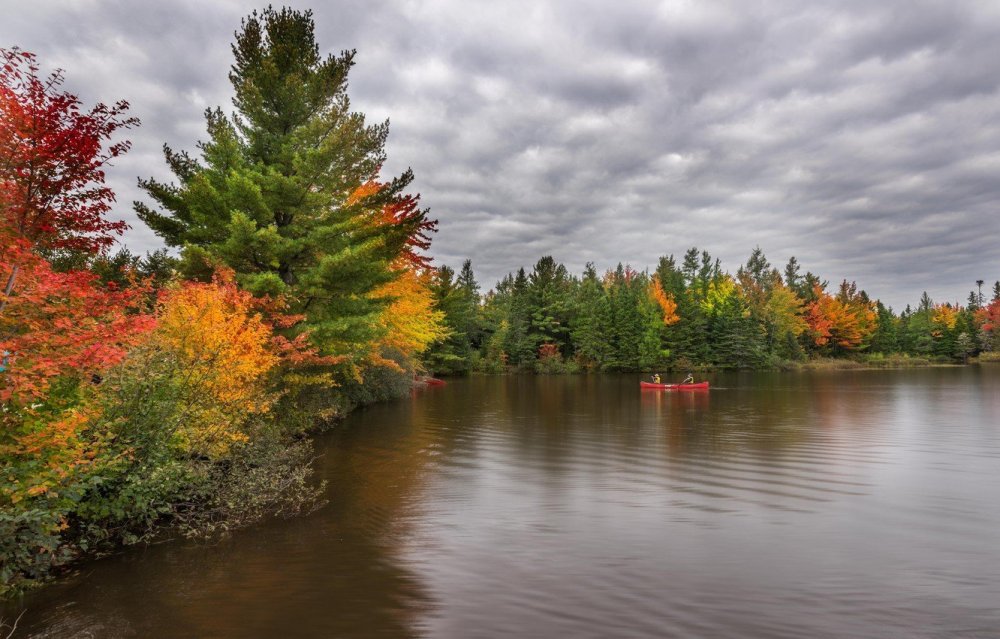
[4,0,1000,309]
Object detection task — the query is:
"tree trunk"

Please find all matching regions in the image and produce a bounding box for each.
[0,264,19,315]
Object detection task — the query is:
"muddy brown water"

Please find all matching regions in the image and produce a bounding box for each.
[5,367,1000,638]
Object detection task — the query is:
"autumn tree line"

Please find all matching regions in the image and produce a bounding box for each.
[1,8,448,594]
[423,252,1000,375]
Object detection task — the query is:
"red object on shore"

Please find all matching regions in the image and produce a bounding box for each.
[422,377,446,386]
[640,381,709,390]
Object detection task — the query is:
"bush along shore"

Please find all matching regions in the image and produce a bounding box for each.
[3,6,999,597]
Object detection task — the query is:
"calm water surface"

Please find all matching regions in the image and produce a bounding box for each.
[6,368,1000,638]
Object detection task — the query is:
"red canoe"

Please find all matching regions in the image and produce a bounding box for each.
[640,381,709,390]
[421,377,447,386]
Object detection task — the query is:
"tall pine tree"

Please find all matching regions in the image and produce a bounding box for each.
[136,7,429,360]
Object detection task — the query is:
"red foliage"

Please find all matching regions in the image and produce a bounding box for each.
[803,287,835,347]
[0,244,155,404]
[978,299,1000,333]
[0,48,137,254]
[348,178,438,269]
[538,342,561,360]
[380,193,437,269]
[804,284,874,350]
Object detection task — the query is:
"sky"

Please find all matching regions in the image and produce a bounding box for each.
[4,0,1000,309]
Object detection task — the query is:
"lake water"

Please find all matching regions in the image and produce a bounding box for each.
[6,367,1000,638]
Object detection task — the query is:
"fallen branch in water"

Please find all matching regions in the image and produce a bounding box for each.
[1,609,26,639]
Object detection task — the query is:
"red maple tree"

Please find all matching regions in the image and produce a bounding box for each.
[1,47,138,310]
[1,48,149,402]
[0,243,155,404]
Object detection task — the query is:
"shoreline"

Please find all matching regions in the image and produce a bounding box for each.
[462,354,977,376]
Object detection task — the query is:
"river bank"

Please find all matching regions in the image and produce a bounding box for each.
[471,352,970,377]
[0,359,419,601]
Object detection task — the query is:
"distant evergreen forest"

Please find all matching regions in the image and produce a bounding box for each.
[424,248,1000,374]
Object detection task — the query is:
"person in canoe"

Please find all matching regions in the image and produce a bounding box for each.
[652,373,662,384]
[681,373,694,384]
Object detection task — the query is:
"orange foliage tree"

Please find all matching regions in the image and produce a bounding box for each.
[649,275,680,325]
[348,177,443,374]
[804,283,876,351]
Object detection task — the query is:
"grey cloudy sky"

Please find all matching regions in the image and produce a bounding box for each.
[4,0,1000,309]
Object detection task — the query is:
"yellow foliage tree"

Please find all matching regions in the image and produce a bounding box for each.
[931,303,958,334]
[372,267,449,360]
[765,284,807,338]
[153,272,279,458]
[700,275,740,316]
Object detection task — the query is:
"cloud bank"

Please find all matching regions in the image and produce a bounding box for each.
[5,0,1000,309]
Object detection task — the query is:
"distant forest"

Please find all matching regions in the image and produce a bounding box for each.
[424,248,1000,374]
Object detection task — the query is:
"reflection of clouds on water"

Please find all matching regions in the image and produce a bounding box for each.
[13,369,1000,638]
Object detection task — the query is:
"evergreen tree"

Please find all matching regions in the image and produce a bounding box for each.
[527,256,572,353]
[570,263,612,368]
[604,265,643,370]
[798,271,826,304]
[739,247,772,291]
[426,265,473,374]
[711,292,765,368]
[661,252,708,365]
[458,259,480,302]
[967,290,981,312]
[501,268,535,368]
[736,247,785,353]
[869,301,898,353]
[136,7,428,360]
[784,256,801,290]
[897,305,914,353]
[906,294,935,355]
[456,259,483,349]
[637,276,668,370]
[478,274,514,371]
[955,332,974,363]
[919,291,933,313]
[681,248,700,286]
[140,249,179,288]
[695,250,722,299]
[952,307,978,360]
[92,248,142,286]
